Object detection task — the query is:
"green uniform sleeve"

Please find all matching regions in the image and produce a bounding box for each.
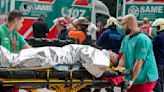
[135,35,149,60]
[16,32,28,48]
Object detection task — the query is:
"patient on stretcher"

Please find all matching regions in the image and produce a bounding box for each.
[0,44,117,77]
[0,44,130,92]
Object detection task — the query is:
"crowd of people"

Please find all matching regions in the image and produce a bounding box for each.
[0,10,164,92]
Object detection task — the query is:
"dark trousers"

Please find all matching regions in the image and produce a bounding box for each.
[154,65,164,92]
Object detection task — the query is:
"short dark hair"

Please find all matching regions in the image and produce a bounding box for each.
[8,10,23,22]
[39,15,45,18]
[38,15,45,21]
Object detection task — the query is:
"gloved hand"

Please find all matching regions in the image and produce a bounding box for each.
[127,80,134,89]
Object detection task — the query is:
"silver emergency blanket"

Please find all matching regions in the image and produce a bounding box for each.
[0,44,110,77]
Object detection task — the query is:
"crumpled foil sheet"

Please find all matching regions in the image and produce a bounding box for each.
[0,44,110,77]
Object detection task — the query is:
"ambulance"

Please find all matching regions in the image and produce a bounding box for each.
[117,0,164,21]
[0,0,110,39]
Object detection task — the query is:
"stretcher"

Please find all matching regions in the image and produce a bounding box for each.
[0,64,130,92]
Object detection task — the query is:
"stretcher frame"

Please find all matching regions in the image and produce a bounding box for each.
[0,67,126,92]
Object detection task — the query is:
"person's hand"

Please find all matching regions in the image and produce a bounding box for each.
[109,50,118,65]
[127,80,133,89]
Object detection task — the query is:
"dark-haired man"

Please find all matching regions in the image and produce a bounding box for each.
[0,10,31,92]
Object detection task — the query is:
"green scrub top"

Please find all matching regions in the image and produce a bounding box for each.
[120,32,158,84]
[0,24,28,53]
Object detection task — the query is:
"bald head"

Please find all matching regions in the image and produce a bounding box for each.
[122,14,139,35]
[124,14,138,26]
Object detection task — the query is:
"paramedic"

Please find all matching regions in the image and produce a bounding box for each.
[118,14,158,92]
[0,10,31,92]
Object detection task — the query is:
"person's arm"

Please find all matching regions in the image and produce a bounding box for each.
[17,32,32,49]
[127,59,144,88]
[21,44,32,49]
[128,35,149,88]
[131,59,144,82]
[118,54,124,67]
